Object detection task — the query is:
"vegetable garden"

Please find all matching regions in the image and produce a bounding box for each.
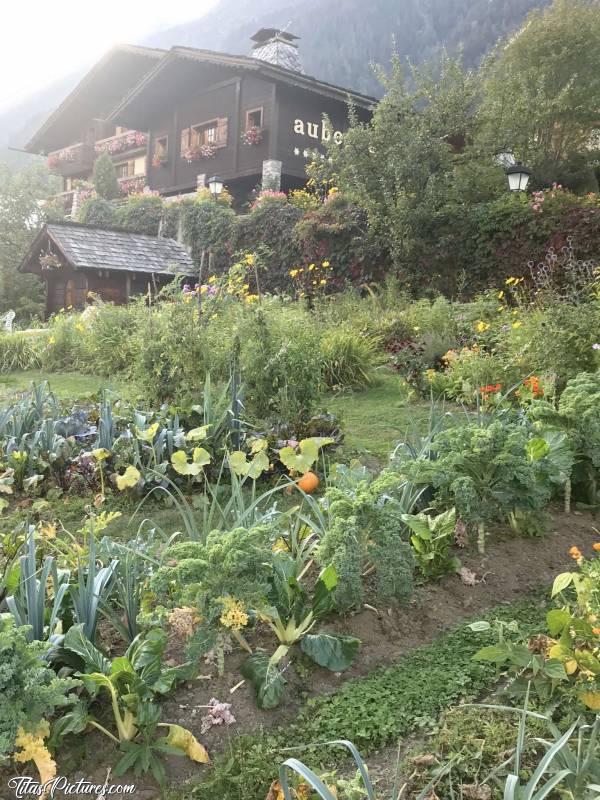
[1,247,600,800]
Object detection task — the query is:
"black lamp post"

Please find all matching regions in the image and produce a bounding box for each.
[506,162,532,193]
[208,175,223,200]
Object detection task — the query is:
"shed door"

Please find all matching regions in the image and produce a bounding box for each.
[65,274,88,309]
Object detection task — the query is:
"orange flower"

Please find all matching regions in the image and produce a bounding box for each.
[569,546,582,560]
[593,628,600,635]
[593,542,600,551]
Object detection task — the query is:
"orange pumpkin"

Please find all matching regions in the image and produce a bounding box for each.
[297,471,319,494]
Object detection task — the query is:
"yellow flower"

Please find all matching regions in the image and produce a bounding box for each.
[210,313,218,320]
[272,537,289,552]
[208,275,216,284]
[413,326,420,332]
[308,264,315,271]
[475,320,490,333]
[328,187,338,195]
[498,306,504,312]
[289,269,299,278]
[219,597,249,631]
[48,336,56,345]
[319,279,327,285]
[75,323,85,332]
[322,260,330,268]
[38,522,57,540]
[506,277,517,286]
[14,722,57,789]
[67,305,73,310]
[512,321,522,329]
[245,254,255,266]
[246,294,259,303]
[498,290,504,299]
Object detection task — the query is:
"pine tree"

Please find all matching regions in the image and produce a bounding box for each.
[92,152,120,200]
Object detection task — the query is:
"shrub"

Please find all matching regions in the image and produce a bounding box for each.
[92,152,119,200]
[0,331,46,373]
[320,326,383,389]
[181,198,236,274]
[233,195,302,292]
[238,303,321,420]
[294,194,388,287]
[84,301,138,375]
[44,313,91,371]
[128,295,210,406]
[75,197,118,227]
[115,194,164,236]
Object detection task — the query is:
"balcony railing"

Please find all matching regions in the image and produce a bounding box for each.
[95,130,148,157]
[118,175,146,195]
[47,143,94,176]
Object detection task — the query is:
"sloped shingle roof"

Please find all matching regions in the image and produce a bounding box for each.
[44,223,195,276]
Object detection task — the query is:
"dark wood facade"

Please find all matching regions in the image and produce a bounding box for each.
[26,36,375,207]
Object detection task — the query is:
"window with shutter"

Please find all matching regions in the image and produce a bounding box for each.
[216,117,228,147]
[180,127,191,154]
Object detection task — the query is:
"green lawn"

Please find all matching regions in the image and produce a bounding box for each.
[327,370,434,460]
[0,370,126,403]
[0,368,436,462]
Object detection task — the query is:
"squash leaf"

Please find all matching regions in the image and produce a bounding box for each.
[116,465,141,491]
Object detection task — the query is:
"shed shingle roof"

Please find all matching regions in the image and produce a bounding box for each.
[43,223,196,276]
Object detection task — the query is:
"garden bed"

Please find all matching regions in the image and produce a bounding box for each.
[22,508,595,798]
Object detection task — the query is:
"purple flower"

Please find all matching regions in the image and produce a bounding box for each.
[200,698,236,734]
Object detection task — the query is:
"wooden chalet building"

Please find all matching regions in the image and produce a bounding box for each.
[25,29,375,212]
[19,222,195,315]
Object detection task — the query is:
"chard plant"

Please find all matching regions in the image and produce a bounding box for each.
[61,624,207,784]
[242,558,360,709]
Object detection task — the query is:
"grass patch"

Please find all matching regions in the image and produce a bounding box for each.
[0,370,126,403]
[170,595,546,800]
[326,371,435,460]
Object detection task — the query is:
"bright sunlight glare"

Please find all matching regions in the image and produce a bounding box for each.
[0,0,217,110]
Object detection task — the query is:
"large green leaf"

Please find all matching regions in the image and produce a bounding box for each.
[241,653,286,709]
[171,448,211,476]
[312,564,338,619]
[546,608,571,636]
[127,630,165,687]
[552,572,575,597]
[63,623,111,673]
[229,450,269,479]
[526,437,549,462]
[301,634,360,671]
[279,438,333,474]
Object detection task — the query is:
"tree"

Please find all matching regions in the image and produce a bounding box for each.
[0,163,61,320]
[328,53,485,283]
[478,0,600,190]
[92,152,120,200]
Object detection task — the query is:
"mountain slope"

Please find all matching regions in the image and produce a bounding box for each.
[145,0,551,96]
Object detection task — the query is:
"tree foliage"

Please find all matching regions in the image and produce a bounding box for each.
[478,0,600,189]
[0,163,60,320]
[92,152,120,200]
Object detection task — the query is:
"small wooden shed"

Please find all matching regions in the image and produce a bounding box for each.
[19,222,196,316]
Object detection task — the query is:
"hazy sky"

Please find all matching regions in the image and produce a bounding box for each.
[0,0,217,110]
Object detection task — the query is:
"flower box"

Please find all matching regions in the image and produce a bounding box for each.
[241,126,264,146]
[181,144,217,162]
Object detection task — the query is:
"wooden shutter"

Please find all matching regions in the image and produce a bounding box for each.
[216,117,228,147]
[180,127,190,153]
